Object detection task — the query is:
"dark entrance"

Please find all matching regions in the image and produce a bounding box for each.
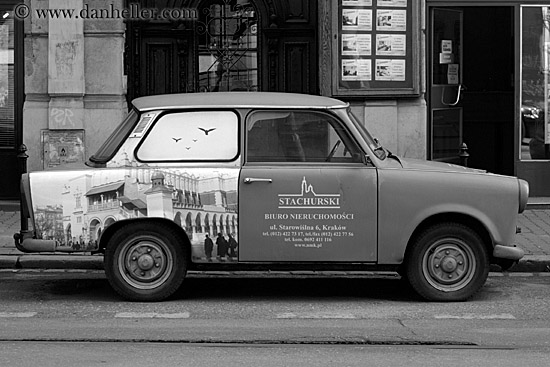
[0,4,24,200]
[429,6,515,175]
[126,0,319,100]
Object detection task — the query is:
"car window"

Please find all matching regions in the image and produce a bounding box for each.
[246,110,362,163]
[136,111,239,161]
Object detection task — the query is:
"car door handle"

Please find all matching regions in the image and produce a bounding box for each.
[244,177,273,184]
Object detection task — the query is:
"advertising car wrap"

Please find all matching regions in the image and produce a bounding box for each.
[29,167,239,263]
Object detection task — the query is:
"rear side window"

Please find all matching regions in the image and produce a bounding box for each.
[136,111,239,162]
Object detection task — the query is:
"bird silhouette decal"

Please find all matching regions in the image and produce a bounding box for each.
[193,139,198,143]
[186,147,191,150]
[172,137,182,142]
[198,127,216,135]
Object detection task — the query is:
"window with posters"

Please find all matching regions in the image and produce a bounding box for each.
[330,0,419,96]
[521,5,550,160]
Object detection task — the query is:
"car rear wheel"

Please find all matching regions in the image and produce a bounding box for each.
[104,222,187,301]
[405,223,489,302]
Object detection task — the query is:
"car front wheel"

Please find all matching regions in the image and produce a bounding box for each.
[104,222,187,301]
[405,223,489,302]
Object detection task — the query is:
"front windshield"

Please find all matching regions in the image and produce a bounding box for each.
[88,109,139,165]
[346,108,386,160]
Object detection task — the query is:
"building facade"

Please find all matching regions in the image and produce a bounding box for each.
[0,0,549,199]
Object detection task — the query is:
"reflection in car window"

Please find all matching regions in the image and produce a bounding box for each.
[137,111,239,161]
[246,110,362,163]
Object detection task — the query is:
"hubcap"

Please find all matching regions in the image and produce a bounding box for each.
[422,239,476,292]
[118,236,174,290]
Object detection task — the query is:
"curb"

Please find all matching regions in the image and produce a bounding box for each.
[0,254,548,274]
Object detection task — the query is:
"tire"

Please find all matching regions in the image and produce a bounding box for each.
[405,223,489,302]
[104,222,187,301]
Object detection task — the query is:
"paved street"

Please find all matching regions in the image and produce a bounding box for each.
[0,272,549,366]
[1,201,549,272]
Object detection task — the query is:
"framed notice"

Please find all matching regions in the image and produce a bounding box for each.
[42,130,85,169]
[330,0,420,96]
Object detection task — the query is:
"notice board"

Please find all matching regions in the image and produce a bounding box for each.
[332,0,420,96]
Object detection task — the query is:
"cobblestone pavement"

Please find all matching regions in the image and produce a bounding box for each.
[516,210,550,256]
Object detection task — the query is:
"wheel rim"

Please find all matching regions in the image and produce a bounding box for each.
[117,235,174,290]
[421,238,476,292]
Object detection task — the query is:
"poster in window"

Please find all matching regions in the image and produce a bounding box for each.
[447,64,459,85]
[342,9,372,31]
[375,59,405,81]
[342,34,372,56]
[376,34,406,56]
[376,9,406,31]
[441,40,453,53]
[342,59,372,81]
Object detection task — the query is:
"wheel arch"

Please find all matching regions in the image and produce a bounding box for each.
[403,212,493,266]
[98,218,192,261]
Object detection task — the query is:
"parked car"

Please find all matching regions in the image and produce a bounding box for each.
[15,92,527,302]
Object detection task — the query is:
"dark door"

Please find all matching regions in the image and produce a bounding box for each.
[0,6,23,200]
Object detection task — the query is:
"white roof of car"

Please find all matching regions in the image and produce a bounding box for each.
[132,92,349,111]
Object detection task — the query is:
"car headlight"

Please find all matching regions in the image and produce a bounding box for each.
[518,179,529,213]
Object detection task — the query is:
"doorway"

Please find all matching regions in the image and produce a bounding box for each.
[429,6,515,175]
[126,0,319,101]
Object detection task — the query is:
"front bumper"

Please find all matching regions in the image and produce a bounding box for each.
[493,244,525,261]
[14,231,58,253]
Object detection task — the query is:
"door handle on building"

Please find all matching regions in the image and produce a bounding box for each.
[244,177,273,184]
[442,84,466,106]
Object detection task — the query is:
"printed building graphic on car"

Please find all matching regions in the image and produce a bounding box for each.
[32,166,238,260]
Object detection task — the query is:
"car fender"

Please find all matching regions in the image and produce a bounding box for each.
[377,168,519,264]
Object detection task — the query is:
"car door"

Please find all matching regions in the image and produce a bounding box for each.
[239,109,377,262]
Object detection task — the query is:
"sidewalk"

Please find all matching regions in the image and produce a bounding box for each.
[1,205,549,272]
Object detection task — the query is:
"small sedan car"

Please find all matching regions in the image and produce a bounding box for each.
[15,92,527,302]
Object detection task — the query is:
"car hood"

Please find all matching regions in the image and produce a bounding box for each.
[398,157,487,174]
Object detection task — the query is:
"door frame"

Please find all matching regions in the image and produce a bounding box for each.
[0,2,24,200]
[427,7,464,163]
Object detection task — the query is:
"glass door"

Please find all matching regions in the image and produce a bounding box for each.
[517,5,550,196]
[430,8,464,163]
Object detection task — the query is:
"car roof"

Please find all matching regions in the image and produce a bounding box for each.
[132,92,349,112]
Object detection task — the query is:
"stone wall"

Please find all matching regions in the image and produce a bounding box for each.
[23,0,127,172]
